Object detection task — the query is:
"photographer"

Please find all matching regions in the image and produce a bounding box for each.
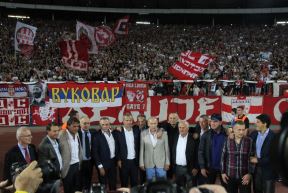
[0,161,43,193]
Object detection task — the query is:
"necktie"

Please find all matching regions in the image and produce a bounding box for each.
[84,131,90,158]
[24,147,31,163]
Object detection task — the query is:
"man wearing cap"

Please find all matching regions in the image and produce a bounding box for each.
[198,114,227,184]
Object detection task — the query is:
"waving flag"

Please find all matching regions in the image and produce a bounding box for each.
[114,16,130,35]
[76,21,98,54]
[59,39,89,71]
[95,26,115,47]
[169,51,214,80]
[15,21,37,58]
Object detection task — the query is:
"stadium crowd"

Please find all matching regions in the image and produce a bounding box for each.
[1,18,288,96]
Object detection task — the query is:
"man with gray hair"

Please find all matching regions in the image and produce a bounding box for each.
[3,127,37,183]
[140,117,170,181]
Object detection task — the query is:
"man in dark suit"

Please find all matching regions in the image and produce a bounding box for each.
[250,114,277,193]
[172,120,198,188]
[132,114,147,184]
[160,113,179,179]
[93,117,118,190]
[38,123,62,182]
[78,116,96,191]
[116,113,140,187]
[3,127,37,183]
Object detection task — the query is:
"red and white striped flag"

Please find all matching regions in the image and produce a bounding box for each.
[15,21,37,57]
[222,96,264,123]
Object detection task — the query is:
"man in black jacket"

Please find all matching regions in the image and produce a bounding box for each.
[172,120,198,188]
[198,114,227,184]
[116,113,140,187]
[250,114,276,193]
[3,127,37,183]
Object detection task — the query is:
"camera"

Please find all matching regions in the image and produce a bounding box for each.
[131,180,189,193]
[83,183,106,193]
[10,160,60,193]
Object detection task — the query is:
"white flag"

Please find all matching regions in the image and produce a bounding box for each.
[15,21,37,51]
[76,21,98,54]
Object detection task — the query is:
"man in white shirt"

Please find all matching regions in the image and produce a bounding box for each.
[92,117,118,190]
[59,117,82,193]
[139,117,170,181]
[116,113,140,187]
[172,120,198,188]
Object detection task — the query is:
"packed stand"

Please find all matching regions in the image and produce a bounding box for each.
[1,18,288,96]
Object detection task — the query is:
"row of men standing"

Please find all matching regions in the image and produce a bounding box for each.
[3,110,277,193]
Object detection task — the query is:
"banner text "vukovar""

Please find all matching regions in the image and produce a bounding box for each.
[51,87,120,103]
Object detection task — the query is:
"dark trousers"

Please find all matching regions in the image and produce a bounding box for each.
[140,169,147,184]
[201,168,225,185]
[175,165,197,193]
[63,163,81,193]
[119,159,139,187]
[99,159,117,190]
[226,177,251,193]
[80,160,93,191]
[253,167,275,193]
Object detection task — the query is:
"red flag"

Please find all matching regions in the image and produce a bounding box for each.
[95,26,116,47]
[169,51,214,80]
[113,16,130,35]
[59,39,89,71]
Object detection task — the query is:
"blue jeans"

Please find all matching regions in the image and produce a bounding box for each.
[146,167,167,181]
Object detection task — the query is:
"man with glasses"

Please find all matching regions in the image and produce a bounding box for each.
[3,127,37,183]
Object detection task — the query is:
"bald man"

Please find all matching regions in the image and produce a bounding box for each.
[160,113,179,179]
[78,117,96,191]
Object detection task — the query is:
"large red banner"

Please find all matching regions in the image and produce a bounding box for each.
[0,98,30,126]
[263,97,288,124]
[54,96,221,125]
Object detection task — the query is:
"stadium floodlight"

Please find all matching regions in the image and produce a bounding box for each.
[136,21,151,25]
[8,15,30,19]
[276,21,288,25]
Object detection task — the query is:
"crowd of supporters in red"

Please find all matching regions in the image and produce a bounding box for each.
[1,18,288,96]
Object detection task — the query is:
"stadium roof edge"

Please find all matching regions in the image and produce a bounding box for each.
[1,2,288,14]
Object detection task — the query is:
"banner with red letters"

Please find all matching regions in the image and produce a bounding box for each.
[0,98,30,126]
[263,97,288,125]
[124,82,148,112]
